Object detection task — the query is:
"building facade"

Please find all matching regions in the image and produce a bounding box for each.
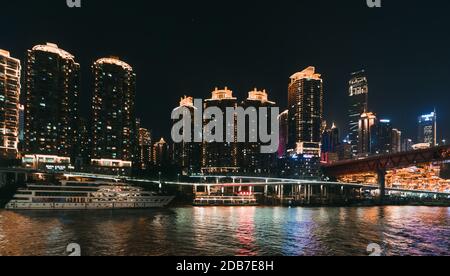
[24,43,80,160]
[153,138,169,167]
[91,57,137,167]
[348,70,369,157]
[358,112,377,156]
[391,128,402,153]
[277,110,289,158]
[370,119,392,155]
[0,49,21,160]
[402,138,414,152]
[321,123,340,163]
[138,127,152,170]
[202,87,239,174]
[321,123,340,153]
[172,96,201,175]
[418,111,437,146]
[287,66,323,156]
[239,89,277,175]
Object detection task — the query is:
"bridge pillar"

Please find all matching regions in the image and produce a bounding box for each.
[377,169,386,204]
[306,185,312,204]
[298,185,302,200]
[280,185,284,202]
[320,185,324,200]
[304,185,307,203]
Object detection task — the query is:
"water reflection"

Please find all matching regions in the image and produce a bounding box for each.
[0,207,449,256]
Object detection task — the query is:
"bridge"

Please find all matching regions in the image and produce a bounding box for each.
[322,145,450,201]
[58,172,450,207]
[61,170,450,199]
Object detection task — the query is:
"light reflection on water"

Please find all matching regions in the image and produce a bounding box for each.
[0,206,449,256]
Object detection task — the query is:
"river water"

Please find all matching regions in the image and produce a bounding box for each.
[0,206,449,256]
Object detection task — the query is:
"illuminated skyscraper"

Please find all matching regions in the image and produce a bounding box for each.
[239,89,276,174]
[18,105,25,143]
[153,138,169,167]
[369,120,401,155]
[91,57,137,164]
[321,123,340,164]
[74,117,90,168]
[0,49,21,159]
[138,127,152,169]
[172,96,201,174]
[391,128,402,153]
[202,87,238,174]
[358,112,377,156]
[287,66,323,156]
[402,138,414,152]
[24,43,80,159]
[418,111,437,146]
[370,119,392,155]
[348,70,369,156]
[283,67,323,179]
[321,123,340,153]
[277,110,289,158]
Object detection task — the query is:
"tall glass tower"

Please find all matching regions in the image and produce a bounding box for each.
[348,70,369,157]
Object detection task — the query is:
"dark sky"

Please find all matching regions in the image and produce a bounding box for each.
[1,0,449,142]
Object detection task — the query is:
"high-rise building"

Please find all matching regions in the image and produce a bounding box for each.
[391,128,402,153]
[348,70,369,157]
[138,127,152,170]
[202,87,238,174]
[153,138,169,167]
[336,142,353,161]
[418,111,437,146]
[277,110,289,158]
[239,89,276,174]
[0,49,21,160]
[74,117,90,169]
[24,43,80,161]
[321,123,340,153]
[402,138,414,152]
[370,119,392,155]
[172,96,201,175]
[321,123,340,164]
[18,104,25,143]
[358,112,377,156]
[283,67,324,179]
[91,56,137,165]
[287,66,323,156]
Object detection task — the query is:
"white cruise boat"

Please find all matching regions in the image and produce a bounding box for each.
[5,180,174,210]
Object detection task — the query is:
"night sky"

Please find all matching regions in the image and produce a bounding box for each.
[2,0,449,142]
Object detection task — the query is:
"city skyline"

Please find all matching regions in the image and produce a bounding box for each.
[1,0,449,142]
[2,0,450,258]
[2,43,446,167]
